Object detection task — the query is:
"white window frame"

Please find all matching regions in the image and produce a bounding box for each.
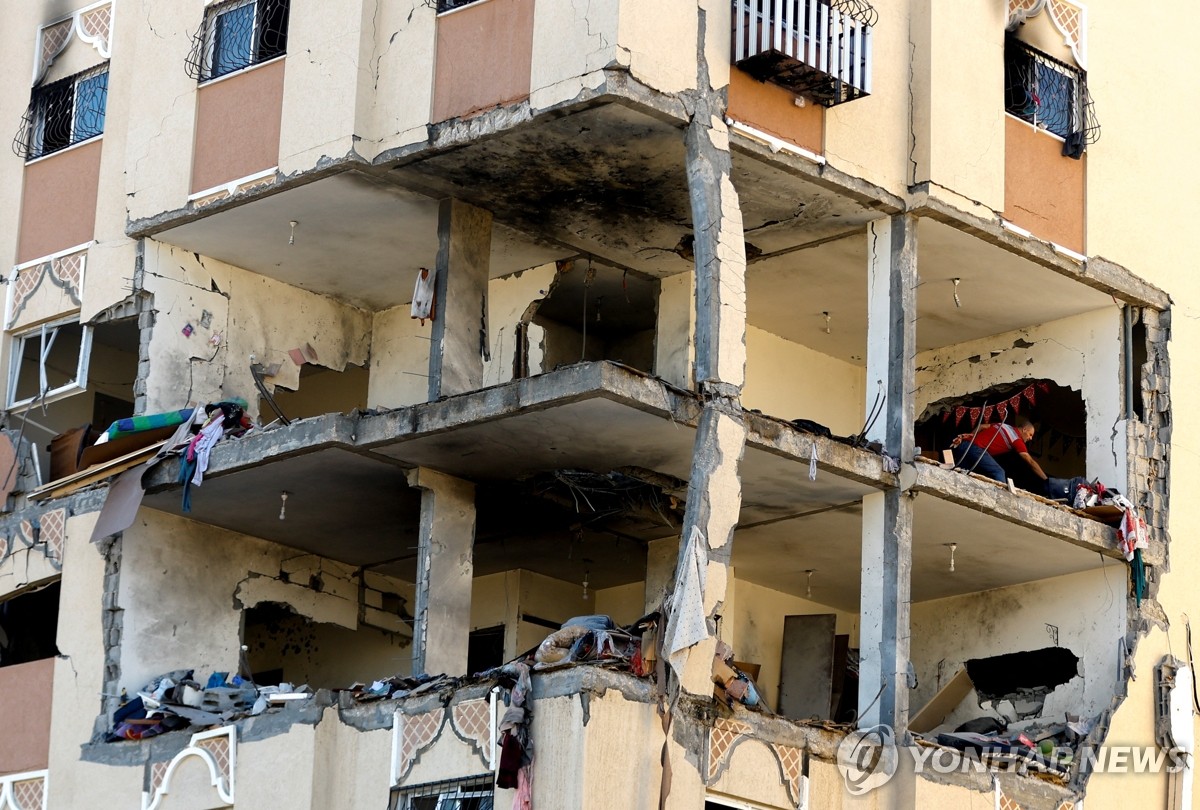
[6,317,93,411]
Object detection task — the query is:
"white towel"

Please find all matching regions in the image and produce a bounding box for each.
[663,526,709,679]
[411,267,436,322]
[190,417,225,487]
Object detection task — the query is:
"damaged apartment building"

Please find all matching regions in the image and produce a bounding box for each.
[0,0,1194,808]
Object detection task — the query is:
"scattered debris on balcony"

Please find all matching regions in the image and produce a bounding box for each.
[107,669,312,741]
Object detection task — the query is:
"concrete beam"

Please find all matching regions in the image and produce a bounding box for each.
[910,461,1162,565]
[429,198,492,400]
[911,189,1169,310]
[406,466,476,677]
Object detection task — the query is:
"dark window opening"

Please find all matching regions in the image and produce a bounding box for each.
[390,775,494,810]
[0,582,61,667]
[13,65,109,161]
[185,0,291,82]
[527,260,659,375]
[437,0,486,12]
[467,625,505,675]
[1131,316,1148,422]
[1004,35,1098,157]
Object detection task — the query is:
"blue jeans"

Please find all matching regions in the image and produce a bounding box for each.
[952,443,1007,483]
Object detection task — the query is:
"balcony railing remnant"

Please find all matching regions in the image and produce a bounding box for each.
[732,0,876,107]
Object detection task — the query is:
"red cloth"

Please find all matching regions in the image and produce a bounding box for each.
[970,424,1027,455]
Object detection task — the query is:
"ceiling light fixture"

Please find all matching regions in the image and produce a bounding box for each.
[822,312,832,334]
[952,278,962,308]
[946,542,958,572]
[279,491,289,520]
[289,220,298,246]
[805,569,815,599]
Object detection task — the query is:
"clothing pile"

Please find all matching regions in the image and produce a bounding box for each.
[107,669,311,741]
[1063,479,1149,604]
[347,672,459,702]
[924,714,1094,781]
[174,400,253,512]
[532,614,643,671]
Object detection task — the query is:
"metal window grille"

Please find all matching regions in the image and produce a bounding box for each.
[1004,36,1099,157]
[12,65,108,160]
[185,0,290,81]
[437,0,486,12]
[389,775,494,810]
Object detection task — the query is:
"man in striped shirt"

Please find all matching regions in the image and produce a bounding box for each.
[952,417,1049,486]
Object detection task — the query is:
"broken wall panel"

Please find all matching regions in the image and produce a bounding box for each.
[914,307,1124,486]
[140,242,371,420]
[483,263,557,387]
[908,566,1126,732]
[117,510,410,694]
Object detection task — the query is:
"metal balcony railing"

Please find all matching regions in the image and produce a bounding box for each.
[732,0,875,107]
[1004,36,1099,159]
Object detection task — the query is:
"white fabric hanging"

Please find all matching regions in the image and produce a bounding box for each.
[411,266,436,323]
[663,526,709,678]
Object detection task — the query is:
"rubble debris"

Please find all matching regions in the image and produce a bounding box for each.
[107,669,312,742]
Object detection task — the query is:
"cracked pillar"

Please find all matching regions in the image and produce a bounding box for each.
[661,89,749,810]
[858,214,917,733]
[429,198,492,400]
[407,467,476,676]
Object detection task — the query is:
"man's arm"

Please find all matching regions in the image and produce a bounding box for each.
[1019,452,1048,481]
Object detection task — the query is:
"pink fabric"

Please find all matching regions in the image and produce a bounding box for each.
[512,765,532,810]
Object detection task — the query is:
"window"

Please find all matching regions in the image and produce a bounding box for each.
[185,0,290,81]
[437,0,486,11]
[13,65,108,160]
[1004,35,1098,158]
[389,776,494,810]
[7,319,93,410]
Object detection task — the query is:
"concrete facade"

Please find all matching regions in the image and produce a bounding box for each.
[0,1,1194,809]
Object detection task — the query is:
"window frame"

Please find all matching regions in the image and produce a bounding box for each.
[17,64,109,161]
[389,775,494,810]
[1003,34,1094,149]
[191,0,290,83]
[6,317,94,411]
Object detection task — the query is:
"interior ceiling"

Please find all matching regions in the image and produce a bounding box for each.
[144,396,1104,611]
[747,218,1116,365]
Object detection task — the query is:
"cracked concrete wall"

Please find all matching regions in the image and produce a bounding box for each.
[355,0,437,160]
[909,566,1127,732]
[482,263,557,388]
[915,307,1125,487]
[117,509,409,696]
[529,0,619,110]
[140,241,371,420]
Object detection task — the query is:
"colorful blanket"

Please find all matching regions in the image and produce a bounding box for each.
[104,409,195,441]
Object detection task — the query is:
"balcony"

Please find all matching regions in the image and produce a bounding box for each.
[731,0,875,107]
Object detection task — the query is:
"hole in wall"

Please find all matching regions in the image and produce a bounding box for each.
[965,646,1079,719]
[0,581,61,668]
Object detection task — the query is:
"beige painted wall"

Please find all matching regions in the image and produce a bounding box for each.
[16,141,102,265]
[726,576,859,712]
[355,0,437,160]
[191,60,285,194]
[744,325,867,436]
[529,0,617,110]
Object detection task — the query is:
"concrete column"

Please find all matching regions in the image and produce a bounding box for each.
[864,214,917,457]
[644,536,679,614]
[859,214,917,733]
[659,92,750,810]
[406,467,476,676]
[428,198,492,400]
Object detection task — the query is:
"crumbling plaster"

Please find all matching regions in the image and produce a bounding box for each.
[915,307,1124,487]
[140,242,371,419]
[116,509,410,695]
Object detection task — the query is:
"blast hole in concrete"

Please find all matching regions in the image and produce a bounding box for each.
[243,601,411,688]
[966,646,1078,718]
[1131,317,1147,421]
[530,261,658,373]
[919,379,1087,488]
[0,581,61,667]
[263,363,369,422]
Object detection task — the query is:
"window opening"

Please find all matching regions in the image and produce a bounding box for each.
[389,775,494,810]
[437,0,486,12]
[13,65,109,160]
[1004,35,1098,157]
[467,625,505,675]
[0,582,61,668]
[7,319,92,411]
[185,0,290,81]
